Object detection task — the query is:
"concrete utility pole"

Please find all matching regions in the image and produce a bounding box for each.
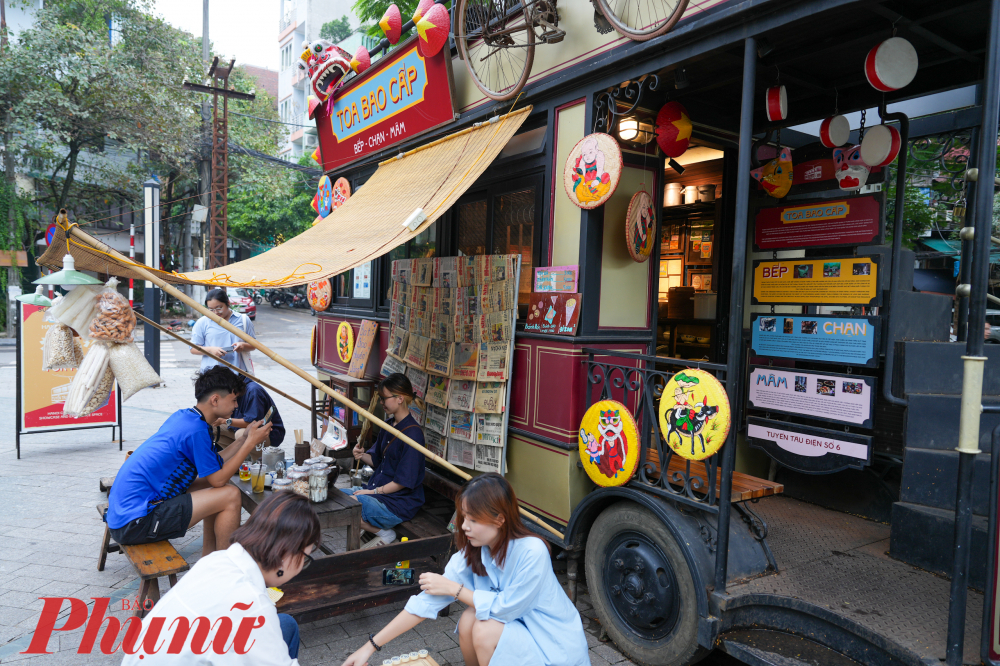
[195,0,210,305]
[2,0,19,338]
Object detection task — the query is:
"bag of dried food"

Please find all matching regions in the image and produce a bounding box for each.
[109,342,161,402]
[42,323,78,371]
[49,285,101,340]
[63,342,112,417]
[89,278,136,343]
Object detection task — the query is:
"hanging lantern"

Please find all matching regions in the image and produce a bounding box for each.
[416,3,451,58]
[380,5,402,44]
[860,124,901,167]
[618,116,655,144]
[765,85,787,122]
[865,37,918,92]
[34,254,103,291]
[819,115,850,148]
[654,102,691,159]
[16,285,52,306]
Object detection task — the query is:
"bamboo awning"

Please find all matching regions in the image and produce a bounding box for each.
[37,106,532,287]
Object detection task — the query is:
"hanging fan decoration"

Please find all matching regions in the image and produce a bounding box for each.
[311,176,352,226]
[860,124,901,167]
[416,3,451,58]
[625,189,656,263]
[308,279,332,312]
[819,115,850,148]
[765,85,787,122]
[865,37,918,92]
[563,133,622,210]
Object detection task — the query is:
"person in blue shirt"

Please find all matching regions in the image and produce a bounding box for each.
[341,473,590,666]
[345,373,426,549]
[190,288,256,373]
[218,376,286,448]
[107,366,272,557]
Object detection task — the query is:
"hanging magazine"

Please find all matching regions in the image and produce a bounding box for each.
[406,366,429,399]
[426,434,447,459]
[433,288,455,316]
[425,374,450,408]
[475,442,502,473]
[449,409,477,443]
[387,326,409,359]
[404,334,430,368]
[409,398,426,426]
[413,259,433,287]
[425,403,449,434]
[427,340,454,376]
[479,310,514,342]
[474,382,505,413]
[381,354,407,377]
[451,343,480,380]
[447,438,475,468]
[477,341,510,381]
[434,257,459,289]
[476,413,503,446]
[430,313,454,342]
[448,379,477,411]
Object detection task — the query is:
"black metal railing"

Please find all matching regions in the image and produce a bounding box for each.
[584,348,728,514]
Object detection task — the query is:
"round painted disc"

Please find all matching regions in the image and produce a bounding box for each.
[308,279,332,311]
[315,175,333,218]
[563,133,623,210]
[625,189,656,262]
[657,369,731,461]
[579,400,641,487]
[337,321,354,363]
[332,177,351,211]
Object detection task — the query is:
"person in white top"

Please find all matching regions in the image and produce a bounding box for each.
[122,492,321,665]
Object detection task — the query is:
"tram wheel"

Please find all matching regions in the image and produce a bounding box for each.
[586,502,707,666]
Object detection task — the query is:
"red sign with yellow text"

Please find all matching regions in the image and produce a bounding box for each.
[314,35,456,173]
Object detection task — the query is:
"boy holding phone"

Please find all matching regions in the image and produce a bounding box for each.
[217,375,286,449]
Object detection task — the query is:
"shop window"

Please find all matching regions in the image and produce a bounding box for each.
[378,223,439,308]
[457,200,488,256]
[332,260,375,308]
[492,188,535,302]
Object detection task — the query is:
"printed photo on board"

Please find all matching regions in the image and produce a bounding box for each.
[853,263,871,275]
[783,319,793,334]
[795,376,807,393]
[801,320,818,334]
[794,264,813,279]
[817,379,836,396]
[823,262,841,278]
[843,381,864,395]
[759,317,777,332]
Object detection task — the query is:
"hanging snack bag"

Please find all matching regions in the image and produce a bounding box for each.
[49,285,101,340]
[109,342,161,402]
[63,342,111,417]
[42,323,78,371]
[78,365,115,417]
[89,278,136,343]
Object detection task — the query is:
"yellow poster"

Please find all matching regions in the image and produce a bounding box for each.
[751,256,879,305]
[19,303,118,431]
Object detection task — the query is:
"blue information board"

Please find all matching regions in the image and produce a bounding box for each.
[749,315,881,368]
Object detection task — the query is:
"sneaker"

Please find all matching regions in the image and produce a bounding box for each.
[361,528,396,550]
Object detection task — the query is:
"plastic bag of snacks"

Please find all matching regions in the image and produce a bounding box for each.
[108,342,161,402]
[49,285,101,339]
[78,366,115,417]
[42,323,78,371]
[89,278,136,343]
[63,342,111,417]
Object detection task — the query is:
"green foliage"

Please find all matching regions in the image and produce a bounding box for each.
[320,16,354,44]
[353,0,418,40]
[227,156,317,246]
[885,181,940,249]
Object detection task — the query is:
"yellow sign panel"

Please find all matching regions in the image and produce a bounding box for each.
[578,400,640,487]
[657,369,731,461]
[751,256,879,306]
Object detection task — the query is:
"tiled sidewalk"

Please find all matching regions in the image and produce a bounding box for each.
[0,361,631,665]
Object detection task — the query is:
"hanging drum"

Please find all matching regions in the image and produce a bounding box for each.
[860,124,901,167]
[307,279,332,312]
[865,37,918,92]
[765,85,787,122]
[819,115,850,148]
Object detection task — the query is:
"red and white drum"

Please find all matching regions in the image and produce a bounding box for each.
[865,37,918,92]
[819,115,850,148]
[860,124,901,167]
[765,85,787,122]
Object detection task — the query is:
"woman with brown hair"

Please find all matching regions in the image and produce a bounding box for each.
[122,491,322,666]
[341,473,590,666]
[346,373,426,549]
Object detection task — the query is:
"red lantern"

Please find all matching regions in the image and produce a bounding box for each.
[860,124,901,167]
[819,115,850,148]
[416,3,451,58]
[379,4,402,44]
[654,102,692,159]
[765,85,787,122]
[865,37,918,92]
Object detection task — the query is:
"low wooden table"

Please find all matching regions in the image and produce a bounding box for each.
[230,477,363,553]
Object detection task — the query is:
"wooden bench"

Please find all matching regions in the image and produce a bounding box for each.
[648,449,784,502]
[96,502,189,617]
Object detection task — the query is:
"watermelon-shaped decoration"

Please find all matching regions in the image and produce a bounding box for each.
[413,0,434,23]
[351,46,371,74]
[307,95,321,120]
[380,4,402,44]
[655,102,692,159]
[416,3,450,58]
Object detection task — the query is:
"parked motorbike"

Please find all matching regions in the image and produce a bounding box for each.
[290,292,310,309]
[268,291,289,308]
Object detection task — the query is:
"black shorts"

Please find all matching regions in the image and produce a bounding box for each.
[109,493,193,545]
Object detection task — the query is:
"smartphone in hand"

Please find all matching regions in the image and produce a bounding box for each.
[262,407,274,425]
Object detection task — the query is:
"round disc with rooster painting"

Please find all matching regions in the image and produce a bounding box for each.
[578,400,641,487]
[657,369,731,461]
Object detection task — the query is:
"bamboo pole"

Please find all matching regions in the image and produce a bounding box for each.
[69,226,565,541]
[135,312,311,413]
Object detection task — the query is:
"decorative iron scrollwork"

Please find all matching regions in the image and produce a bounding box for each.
[735,499,768,541]
[593,75,659,135]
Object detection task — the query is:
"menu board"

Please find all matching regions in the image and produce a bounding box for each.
[523,293,581,335]
[751,256,880,306]
[386,254,520,473]
[347,320,378,378]
[534,265,578,293]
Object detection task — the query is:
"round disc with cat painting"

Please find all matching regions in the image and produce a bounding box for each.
[657,369,731,461]
[578,400,641,487]
[625,189,655,262]
[563,133,622,210]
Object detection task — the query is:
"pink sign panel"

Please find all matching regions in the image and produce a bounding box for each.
[747,366,874,428]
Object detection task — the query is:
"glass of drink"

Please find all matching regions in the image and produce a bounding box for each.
[250,463,266,493]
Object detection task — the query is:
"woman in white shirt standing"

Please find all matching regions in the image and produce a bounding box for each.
[122,492,321,665]
[190,288,256,373]
[342,473,590,666]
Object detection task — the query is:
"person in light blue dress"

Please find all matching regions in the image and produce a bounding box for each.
[341,473,590,666]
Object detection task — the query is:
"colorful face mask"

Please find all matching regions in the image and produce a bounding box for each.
[832,144,870,191]
[298,40,352,102]
[750,146,793,198]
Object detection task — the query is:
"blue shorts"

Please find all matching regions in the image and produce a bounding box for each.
[341,488,404,529]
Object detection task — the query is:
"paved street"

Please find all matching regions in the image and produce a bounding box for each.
[0,306,671,666]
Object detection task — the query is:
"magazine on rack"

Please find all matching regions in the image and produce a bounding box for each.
[426,340,454,376]
[451,343,480,380]
[405,366,429,399]
[448,379,476,411]
[449,409,476,443]
[474,382,505,413]
[425,374,450,409]
[425,403,449,434]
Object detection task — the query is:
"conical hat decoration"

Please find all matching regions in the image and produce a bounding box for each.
[655,102,691,159]
[413,0,434,23]
[563,133,622,210]
[380,5,402,44]
[417,3,451,58]
[625,189,656,263]
[307,95,321,120]
[865,37,918,92]
[578,400,641,487]
[351,46,371,74]
[657,368,731,461]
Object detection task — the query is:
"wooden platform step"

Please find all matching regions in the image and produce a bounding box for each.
[644,450,783,502]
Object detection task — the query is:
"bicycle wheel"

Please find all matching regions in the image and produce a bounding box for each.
[596,0,688,41]
[457,0,535,101]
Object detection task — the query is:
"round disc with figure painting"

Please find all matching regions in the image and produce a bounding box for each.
[337,321,354,363]
[578,400,640,487]
[625,189,656,262]
[563,133,622,210]
[308,279,332,311]
[657,369,731,461]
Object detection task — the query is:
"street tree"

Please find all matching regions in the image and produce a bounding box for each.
[320,15,353,44]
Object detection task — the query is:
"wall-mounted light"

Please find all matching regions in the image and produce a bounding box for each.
[619,116,655,144]
[674,67,689,89]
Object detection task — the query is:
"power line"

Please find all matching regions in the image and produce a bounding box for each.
[229,110,315,129]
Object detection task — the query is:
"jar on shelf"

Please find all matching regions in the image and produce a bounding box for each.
[309,465,331,503]
[286,465,311,498]
[272,478,293,492]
